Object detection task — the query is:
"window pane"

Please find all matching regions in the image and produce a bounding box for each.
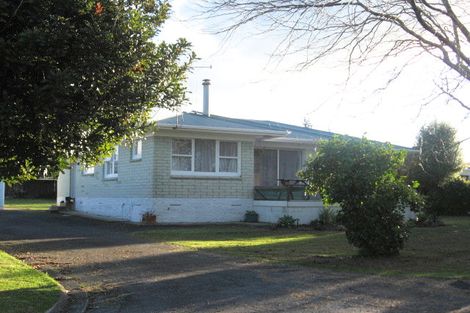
[220,141,238,157]
[279,150,302,180]
[172,156,191,171]
[195,139,215,172]
[254,149,278,186]
[220,158,237,172]
[172,139,191,155]
[83,166,94,175]
[132,140,142,158]
[114,161,118,174]
[105,161,113,175]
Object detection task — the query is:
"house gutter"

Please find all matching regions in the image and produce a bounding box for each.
[157,124,288,138]
[261,137,320,145]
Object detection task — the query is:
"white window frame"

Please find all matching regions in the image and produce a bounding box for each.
[131,139,142,161]
[104,147,119,179]
[171,139,241,177]
[82,166,94,176]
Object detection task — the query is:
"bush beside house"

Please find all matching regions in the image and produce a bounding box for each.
[300,136,422,256]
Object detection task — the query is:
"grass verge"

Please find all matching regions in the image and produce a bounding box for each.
[0,250,62,313]
[134,217,470,279]
[4,198,55,211]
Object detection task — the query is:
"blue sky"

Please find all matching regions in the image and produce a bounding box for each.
[156,0,470,162]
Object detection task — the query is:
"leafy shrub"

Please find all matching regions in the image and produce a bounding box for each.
[311,207,344,231]
[299,136,423,256]
[278,215,297,228]
[428,178,470,216]
[318,207,338,226]
[244,210,259,223]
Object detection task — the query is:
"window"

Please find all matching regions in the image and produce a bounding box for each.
[254,149,303,186]
[194,139,216,172]
[82,166,94,176]
[104,147,119,178]
[171,139,240,176]
[219,141,238,172]
[279,150,302,180]
[131,140,142,160]
[172,139,192,171]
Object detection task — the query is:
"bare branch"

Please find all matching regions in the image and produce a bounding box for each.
[203,0,470,110]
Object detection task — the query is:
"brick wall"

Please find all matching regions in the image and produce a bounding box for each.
[154,137,254,199]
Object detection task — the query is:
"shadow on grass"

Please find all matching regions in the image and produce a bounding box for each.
[134,218,470,279]
[0,287,60,313]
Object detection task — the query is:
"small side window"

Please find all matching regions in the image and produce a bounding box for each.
[131,140,142,160]
[82,166,94,176]
[104,146,119,179]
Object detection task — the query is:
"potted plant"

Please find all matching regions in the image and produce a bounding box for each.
[244,210,259,223]
[141,211,157,225]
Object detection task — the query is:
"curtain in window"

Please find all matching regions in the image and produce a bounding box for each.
[219,141,238,172]
[172,139,192,171]
[195,139,215,172]
[254,149,278,186]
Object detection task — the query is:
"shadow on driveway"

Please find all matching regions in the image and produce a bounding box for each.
[1,210,469,313]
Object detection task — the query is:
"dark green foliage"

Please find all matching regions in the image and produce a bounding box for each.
[244,210,259,223]
[277,215,297,228]
[428,178,470,216]
[311,207,343,231]
[300,137,422,256]
[0,0,195,183]
[409,122,463,194]
[407,122,464,220]
[317,207,338,226]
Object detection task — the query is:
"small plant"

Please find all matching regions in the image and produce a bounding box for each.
[244,210,259,223]
[318,207,338,226]
[277,215,297,228]
[311,207,344,231]
[141,211,157,225]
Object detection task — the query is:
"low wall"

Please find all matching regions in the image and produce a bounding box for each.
[74,197,252,223]
[74,197,416,224]
[254,201,416,224]
[253,200,339,225]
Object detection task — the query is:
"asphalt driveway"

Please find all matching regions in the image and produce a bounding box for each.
[1,210,469,313]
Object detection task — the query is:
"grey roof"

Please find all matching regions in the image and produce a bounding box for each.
[158,111,335,141]
[157,111,410,149]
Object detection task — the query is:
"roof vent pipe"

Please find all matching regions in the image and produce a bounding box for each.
[202,79,210,116]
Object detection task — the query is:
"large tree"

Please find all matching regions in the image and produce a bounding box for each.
[0,0,195,183]
[410,121,463,193]
[205,0,470,110]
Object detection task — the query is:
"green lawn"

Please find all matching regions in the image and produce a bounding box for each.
[135,217,470,279]
[0,250,62,313]
[4,198,55,211]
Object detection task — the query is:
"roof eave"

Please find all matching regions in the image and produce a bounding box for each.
[157,124,288,138]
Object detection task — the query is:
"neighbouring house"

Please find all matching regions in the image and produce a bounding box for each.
[57,80,411,224]
[460,164,470,181]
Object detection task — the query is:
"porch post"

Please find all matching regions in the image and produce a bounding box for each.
[0,182,4,209]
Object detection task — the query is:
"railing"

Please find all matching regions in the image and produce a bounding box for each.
[254,184,321,201]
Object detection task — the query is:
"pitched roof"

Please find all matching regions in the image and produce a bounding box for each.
[157,111,335,142]
[157,111,411,149]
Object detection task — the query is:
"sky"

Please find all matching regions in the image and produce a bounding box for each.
[156,0,470,162]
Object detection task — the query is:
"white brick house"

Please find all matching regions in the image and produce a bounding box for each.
[58,109,341,223]
[57,81,411,224]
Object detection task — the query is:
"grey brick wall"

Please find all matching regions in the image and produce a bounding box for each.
[73,138,156,198]
[154,137,254,199]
